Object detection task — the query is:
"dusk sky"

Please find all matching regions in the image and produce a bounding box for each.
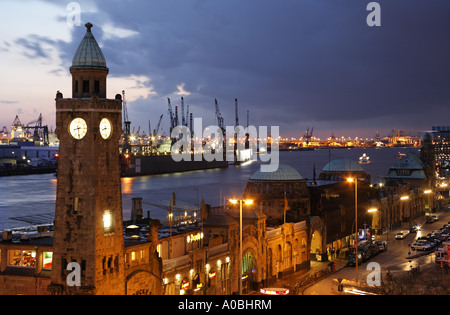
[1,0,450,140]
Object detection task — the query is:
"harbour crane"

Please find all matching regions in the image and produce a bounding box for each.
[304,127,313,147]
[153,114,163,137]
[24,113,49,145]
[175,106,179,127]
[214,99,225,133]
[181,97,186,127]
[185,104,190,128]
[167,98,175,133]
[122,90,132,153]
[235,98,239,127]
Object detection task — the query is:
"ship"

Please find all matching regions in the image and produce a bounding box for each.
[120,153,228,177]
[120,139,229,177]
[359,153,370,164]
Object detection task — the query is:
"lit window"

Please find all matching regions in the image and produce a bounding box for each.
[103,213,111,229]
[43,252,53,269]
[8,250,36,267]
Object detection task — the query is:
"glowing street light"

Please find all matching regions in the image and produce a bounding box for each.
[229,198,253,295]
[347,177,359,283]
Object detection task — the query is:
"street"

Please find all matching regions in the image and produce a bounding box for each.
[303,210,450,295]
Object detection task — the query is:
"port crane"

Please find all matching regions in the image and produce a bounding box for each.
[122,90,132,153]
[181,97,186,127]
[167,98,175,133]
[304,127,313,147]
[214,98,225,133]
[235,98,239,127]
[24,113,49,145]
[153,114,163,137]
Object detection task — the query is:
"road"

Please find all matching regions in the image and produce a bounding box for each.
[303,210,450,295]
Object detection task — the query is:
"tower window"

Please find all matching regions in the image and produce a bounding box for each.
[94,81,100,94]
[83,80,89,93]
[103,210,114,234]
[75,81,79,93]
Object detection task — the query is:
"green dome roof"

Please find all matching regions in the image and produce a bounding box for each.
[249,164,304,181]
[322,158,364,173]
[71,23,107,68]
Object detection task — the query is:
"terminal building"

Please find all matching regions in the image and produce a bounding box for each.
[0,23,322,295]
[0,23,441,295]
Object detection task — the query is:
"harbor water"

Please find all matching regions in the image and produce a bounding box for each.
[0,147,417,230]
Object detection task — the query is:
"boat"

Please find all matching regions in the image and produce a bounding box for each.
[120,153,228,177]
[396,152,406,160]
[359,153,370,164]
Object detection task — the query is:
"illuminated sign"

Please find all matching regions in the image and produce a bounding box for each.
[186,232,204,243]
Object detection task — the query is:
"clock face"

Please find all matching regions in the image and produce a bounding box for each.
[99,118,112,139]
[69,118,88,140]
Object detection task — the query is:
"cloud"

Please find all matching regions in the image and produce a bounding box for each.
[4,0,450,137]
[174,83,191,96]
[0,100,18,104]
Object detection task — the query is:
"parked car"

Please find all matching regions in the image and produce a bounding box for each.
[411,242,432,251]
[395,231,409,239]
[377,241,387,252]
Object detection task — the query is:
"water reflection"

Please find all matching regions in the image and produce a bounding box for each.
[0,148,414,229]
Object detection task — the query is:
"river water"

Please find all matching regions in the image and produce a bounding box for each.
[0,147,417,230]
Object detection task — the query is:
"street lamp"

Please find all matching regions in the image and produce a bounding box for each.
[400,195,409,223]
[424,189,432,216]
[229,198,253,295]
[347,177,358,284]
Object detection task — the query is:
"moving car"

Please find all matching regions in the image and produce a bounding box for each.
[395,231,409,239]
[260,288,290,295]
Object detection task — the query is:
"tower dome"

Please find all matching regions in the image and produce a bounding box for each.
[249,164,304,182]
[71,23,107,69]
[319,158,369,181]
[321,158,364,173]
[70,23,109,98]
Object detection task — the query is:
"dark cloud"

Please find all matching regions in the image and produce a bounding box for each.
[44,0,450,137]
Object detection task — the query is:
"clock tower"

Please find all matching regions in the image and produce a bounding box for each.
[49,23,125,295]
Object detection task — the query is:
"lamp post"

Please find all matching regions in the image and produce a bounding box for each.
[400,195,409,223]
[229,198,253,295]
[368,208,380,240]
[347,177,358,284]
[424,189,432,217]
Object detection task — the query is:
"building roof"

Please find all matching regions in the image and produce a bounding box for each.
[71,23,107,68]
[387,152,424,170]
[385,152,426,180]
[249,164,304,182]
[321,158,365,173]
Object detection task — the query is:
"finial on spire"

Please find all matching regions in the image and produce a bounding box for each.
[85,22,93,32]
